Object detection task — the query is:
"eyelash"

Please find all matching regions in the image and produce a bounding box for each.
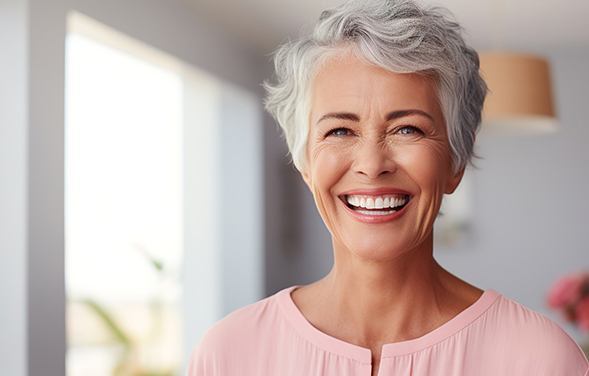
[325,125,423,138]
[397,125,423,136]
[325,127,352,137]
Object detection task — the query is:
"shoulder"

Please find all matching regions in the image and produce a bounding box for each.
[200,294,275,347]
[484,293,589,374]
[186,290,283,376]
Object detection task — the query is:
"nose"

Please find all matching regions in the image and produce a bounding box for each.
[352,137,397,179]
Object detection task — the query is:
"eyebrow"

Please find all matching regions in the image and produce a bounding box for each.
[316,109,434,125]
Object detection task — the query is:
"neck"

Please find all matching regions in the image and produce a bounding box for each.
[316,233,460,347]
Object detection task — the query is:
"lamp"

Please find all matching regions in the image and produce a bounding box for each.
[479,52,558,134]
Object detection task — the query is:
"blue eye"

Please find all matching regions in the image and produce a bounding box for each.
[326,127,352,137]
[398,125,422,135]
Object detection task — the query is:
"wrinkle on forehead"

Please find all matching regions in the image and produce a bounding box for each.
[308,52,445,132]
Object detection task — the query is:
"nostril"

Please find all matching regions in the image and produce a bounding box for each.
[355,169,395,178]
[352,159,397,178]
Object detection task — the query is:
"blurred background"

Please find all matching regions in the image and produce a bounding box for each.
[1,0,588,375]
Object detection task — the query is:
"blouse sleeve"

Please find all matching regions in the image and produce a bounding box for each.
[185,318,237,376]
[185,344,205,376]
[531,326,589,375]
[186,329,223,376]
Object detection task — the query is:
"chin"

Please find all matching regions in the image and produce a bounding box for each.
[343,236,413,262]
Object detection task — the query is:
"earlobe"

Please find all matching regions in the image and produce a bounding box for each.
[301,169,312,190]
[445,166,465,194]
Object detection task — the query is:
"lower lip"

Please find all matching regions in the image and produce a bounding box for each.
[341,198,411,224]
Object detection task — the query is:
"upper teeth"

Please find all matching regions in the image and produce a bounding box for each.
[346,194,409,209]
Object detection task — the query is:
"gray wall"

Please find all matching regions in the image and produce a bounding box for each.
[262,49,589,344]
[0,1,28,375]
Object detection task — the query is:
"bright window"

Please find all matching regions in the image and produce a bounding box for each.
[66,14,188,376]
[65,12,263,375]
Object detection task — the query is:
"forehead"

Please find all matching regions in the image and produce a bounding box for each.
[310,53,441,122]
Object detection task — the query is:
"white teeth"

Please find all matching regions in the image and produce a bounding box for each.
[345,194,409,209]
[374,197,384,209]
[356,209,396,216]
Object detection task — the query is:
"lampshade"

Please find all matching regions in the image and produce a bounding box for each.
[478,52,558,134]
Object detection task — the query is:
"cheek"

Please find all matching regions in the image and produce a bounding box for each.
[310,144,351,189]
[396,143,451,241]
[396,143,451,192]
[307,144,352,239]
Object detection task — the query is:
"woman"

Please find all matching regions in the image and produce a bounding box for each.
[188,0,589,375]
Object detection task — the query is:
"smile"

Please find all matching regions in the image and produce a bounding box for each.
[339,194,412,223]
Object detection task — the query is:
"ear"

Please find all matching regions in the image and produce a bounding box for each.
[301,168,312,190]
[445,165,466,194]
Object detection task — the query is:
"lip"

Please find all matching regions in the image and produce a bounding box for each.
[339,187,413,197]
[339,193,412,224]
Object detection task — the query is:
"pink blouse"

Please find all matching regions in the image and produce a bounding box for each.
[187,285,589,375]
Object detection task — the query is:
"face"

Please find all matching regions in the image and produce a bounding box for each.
[302,52,464,262]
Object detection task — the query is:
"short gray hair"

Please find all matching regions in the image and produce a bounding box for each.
[263,0,488,175]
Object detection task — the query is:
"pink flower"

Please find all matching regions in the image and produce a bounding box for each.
[547,272,587,309]
[575,297,589,332]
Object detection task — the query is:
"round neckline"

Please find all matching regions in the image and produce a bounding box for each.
[276,285,500,363]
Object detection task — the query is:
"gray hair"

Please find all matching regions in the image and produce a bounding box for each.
[263,0,488,175]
